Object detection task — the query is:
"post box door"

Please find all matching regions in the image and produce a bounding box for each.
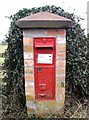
[34,38,56,100]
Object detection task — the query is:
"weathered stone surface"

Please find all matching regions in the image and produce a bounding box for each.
[56,66,65,75]
[56,88,65,101]
[25,80,34,87]
[26,95,34,101]
[27,107,36,113]
[24,60,33,67]
[56,36,66,44]
[24,66,33,74]
[23,29,66,38]
[23,37,33,45]
[23,29,46,37]
[26,100,37,114]
[56,52,66,60]
[56,80,65,88]
[56,44,66,52]
[24,52,33,60]
[25,87,35,100]
[25,74,34,80]
[56,59,66,67]
[46,29,66,36]
[23,46,33,52]
[36,101,57,114]
[56,75,65,81]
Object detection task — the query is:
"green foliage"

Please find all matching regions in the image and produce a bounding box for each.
[66,24,89,98]
[2,5,89,119]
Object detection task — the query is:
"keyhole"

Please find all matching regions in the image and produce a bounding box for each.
[37,67,42,72]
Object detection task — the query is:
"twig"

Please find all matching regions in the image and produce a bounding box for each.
[70,103,82,118]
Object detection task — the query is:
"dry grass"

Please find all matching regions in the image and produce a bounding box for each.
[59,95,89,119]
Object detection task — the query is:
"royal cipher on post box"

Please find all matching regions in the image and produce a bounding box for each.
[16,12,73,115]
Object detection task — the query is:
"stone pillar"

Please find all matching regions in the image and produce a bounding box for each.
[23,29,66,115]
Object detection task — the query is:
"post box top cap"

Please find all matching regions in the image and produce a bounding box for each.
[16,11,73,28]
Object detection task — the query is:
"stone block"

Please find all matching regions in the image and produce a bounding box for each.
[56,52,66,60]
[26,95,35,101]
[25,80,34,87]
[23,37,33,46]
[25,87,35,100]
[23,29,46,37]
[56,59,66,67]
[26,101,36,111]
[24,52,33,60]
[23,46,33,52]
[59,100,65,108]
[25,74,34,80]
[24,60,33,67]
[27,107,35,113]
[46,29,66,36]
[36,101,56,114]
[24,66,33,74]
[56,88,65,101]
[23,37,33,45]
[56,75,65,81]
[56,67,65,75]
[56,36,66,44]
[56,80,65,88]
[56,44,66,52]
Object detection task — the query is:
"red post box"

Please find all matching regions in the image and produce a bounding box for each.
[34,38,56,100]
